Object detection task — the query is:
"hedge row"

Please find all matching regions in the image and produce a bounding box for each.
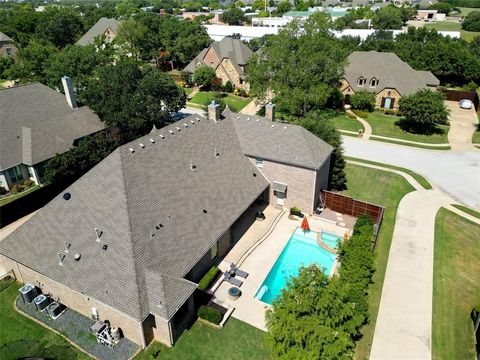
[197,266,220,291]
[198,305,222,325]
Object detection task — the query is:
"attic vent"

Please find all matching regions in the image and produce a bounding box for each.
[74,253,81,261]
[253,173,257,177]
[256,119,260,122]
[155,223,163,230]
[150,232,155,238]
[102,244,108,251]
[237,116,240,119]
[95,228,103,242]
[139,143,145,149]
[247,117,250,121]
[183,123,188,128]
[196,118,200,122]
[149,138,155,144]
[129,148,135,153]
[203,209,208,214]
[63,192,71,201]
[271,124,275,128]
[64,241,70,254]
[190,120,195,124]
[169,130,174,135]
[190,161,197,171]
[176,127,181,131]
[159,134,165,139]
[214,148,219,157]
[283,126,287,130]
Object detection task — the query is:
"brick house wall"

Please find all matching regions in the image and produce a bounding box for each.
[341,79,402,111]
[0,254,147,346]
[203,47,220,68]
[249,156,327,213]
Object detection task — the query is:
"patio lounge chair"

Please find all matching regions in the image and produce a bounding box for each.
[230,263,249,279]
[223,272,243,287]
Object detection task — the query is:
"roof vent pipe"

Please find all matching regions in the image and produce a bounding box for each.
[61,76,78,110]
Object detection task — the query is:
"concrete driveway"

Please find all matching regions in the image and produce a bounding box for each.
[445,100,478,151]
[342,136,480,209]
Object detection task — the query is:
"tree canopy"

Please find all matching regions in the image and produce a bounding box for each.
[193,65,217,88]
[220,8,246,25]
[462,11,480,32]
[35,7,84,48]
[246,13,348,117]
[372,6,403,30]
[398,89,450,134]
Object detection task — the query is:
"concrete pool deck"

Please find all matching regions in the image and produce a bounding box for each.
[212,208,351,331]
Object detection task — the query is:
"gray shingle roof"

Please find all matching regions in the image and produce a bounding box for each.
[0,113,272,321]
[344,51,439,96]
[0,83,105,171]
[183,37,253,75]
[0,32,14,43]
[76,17,120,46]
[227,109,333,170]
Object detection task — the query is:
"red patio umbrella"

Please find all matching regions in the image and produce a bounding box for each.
[301,217,310,231]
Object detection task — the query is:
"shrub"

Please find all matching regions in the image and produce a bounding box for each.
[197,266,220,291]
[193,65,216,88]
[346,111,357,119]
[225,81,234,93]
[353,109,369,119]
[11,184,25,194]
[290,206,301,213]
[350,90,375,112]
[180,70,192,85]
[23,179,35,188]
[353,214,374,235]
[198,305,222,324]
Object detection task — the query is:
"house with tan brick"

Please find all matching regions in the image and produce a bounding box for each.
[183,37,253,90]
[340,51,440,111]
[0,104,332,348]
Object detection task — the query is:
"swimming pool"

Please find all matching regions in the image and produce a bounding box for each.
[255,228,340,305]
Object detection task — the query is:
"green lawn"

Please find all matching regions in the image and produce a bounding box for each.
[184,87,193,96]
[330,114,364,133]
[134,318,271,360]
[458,7,478,16]
[366,112,449,144]
[432,209,480,360]
[451,204,480,219]
[189,91,252,112]
[345,156,432,190]
[0,185,41,207]
[0,282,90,360]
[342,164,416,360]
[425,21,480,42]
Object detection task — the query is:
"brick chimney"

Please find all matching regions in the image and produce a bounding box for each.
[265,102,275,122]
[207,101,221,122]
[61,76,77,109]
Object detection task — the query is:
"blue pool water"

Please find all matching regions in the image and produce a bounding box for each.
[255,228,340,305]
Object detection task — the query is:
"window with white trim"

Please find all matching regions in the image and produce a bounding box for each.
[357,77,366,86]
[370,78,378,87]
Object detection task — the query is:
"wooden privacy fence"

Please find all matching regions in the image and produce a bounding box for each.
[321,190,385,249]
[438,88,479,112]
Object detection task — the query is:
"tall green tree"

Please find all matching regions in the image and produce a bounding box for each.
[246,13,348,117]
[6,39,57,82]
[116,18,149,61]
[220,8,246,25]
[398,89,450,134]
[372,6,403,30]
[0,8,40,47]
[193,65,216,88]
[266,266,363,359]
[35,8,84,48]
[84,61,186,141]
[44,44,111,99]
[462,11,480,32]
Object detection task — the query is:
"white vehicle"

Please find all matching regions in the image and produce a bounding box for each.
[459,99,473,109]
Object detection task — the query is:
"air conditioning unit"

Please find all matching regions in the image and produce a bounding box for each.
[33,294,51,311]
[46,302,65,319]
[19,284,38,303]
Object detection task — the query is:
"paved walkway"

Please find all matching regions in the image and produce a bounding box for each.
[345,109,372,140]
[342,136,480,209]
[347,161,480,360]
[445,101,478,151]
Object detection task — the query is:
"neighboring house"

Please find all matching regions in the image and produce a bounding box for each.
[340,51,440,110]
[0,78,105,191]
[76,17,121,46]
[183,37,253,90]
[416,9,446,22]
[182,11,225,24]
[0,104,332,348]
[0,32,17,58]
